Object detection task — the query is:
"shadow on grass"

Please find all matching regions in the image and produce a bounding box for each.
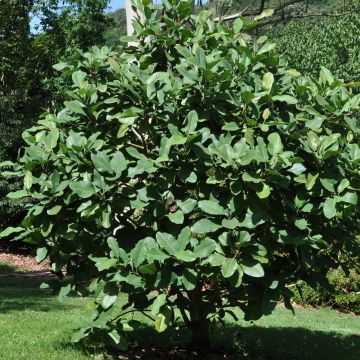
[0,274,79,313]
[66,321,360,360]
[218,323,360,360]
[0,262,19,273]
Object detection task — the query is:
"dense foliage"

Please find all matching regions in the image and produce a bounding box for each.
[207,1,360,82]
[269,7,360,82]
[0,0,36,230]
[1,0,360,351]
[0,0,112,232]
[294,268,360,314]
[103,8,127,47]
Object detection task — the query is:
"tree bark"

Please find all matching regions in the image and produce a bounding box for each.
[190,318,211,353]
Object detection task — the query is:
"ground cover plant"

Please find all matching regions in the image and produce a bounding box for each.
[1,0,360,353]
[293,267,360,314]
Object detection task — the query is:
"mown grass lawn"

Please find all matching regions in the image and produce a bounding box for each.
[0,264,359,360]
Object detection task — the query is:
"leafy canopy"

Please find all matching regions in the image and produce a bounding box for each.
[1,0,360,350]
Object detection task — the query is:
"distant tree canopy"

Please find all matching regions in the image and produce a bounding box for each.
[103,8,127,47]
[0,0,112,232]
[268,10,360,82]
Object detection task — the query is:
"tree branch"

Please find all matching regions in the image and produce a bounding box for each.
[255,8,360,29]
[214,0,305,22]
[214,0,358,25]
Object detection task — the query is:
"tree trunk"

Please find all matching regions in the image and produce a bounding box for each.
[190,318,211,353]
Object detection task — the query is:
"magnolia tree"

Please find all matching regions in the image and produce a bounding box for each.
[1,0,360,351]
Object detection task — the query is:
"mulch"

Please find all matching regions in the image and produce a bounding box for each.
[0,240,51,278]
[0,251,50,272]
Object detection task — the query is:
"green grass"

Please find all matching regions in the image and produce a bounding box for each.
[0,275,97,360]
[0,270,359,359]
[0,261,21,273]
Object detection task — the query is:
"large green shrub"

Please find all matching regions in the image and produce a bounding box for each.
[1,0,360,351]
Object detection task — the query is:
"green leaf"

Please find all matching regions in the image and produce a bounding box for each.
[320,178,336,193]
[107,237,122,258]
[66,132,86,149]
[177,198,197,214]
[177,227,191,251]
[48,128,60,149]
[320,66,334,85]
[167,210,184,224]
[131,241,147,267]
[117,124,129,138]
[151,294,167,316]
[72,70,86,88]
[36,247,48,263]
[191,219,221,233]
[182,268,197,290]
[24,170,32,190]
[64,100,86,115]
[267,132,283,156]
[222,218,240,230]
[295,219,308,230]
[254,8,274,21]
[138,263,156,274]
[337,179,349,193]
[113,107,140,125]
[208,253,226,266]
[156,232,178,255]
[91,152,113,173]
[241,263,265,278]
[108,330,128,350]
[59,284,72,301]
[70,181,96,198]
[0,227,24,238]
[102,210,111,228]
[236,231,251,248]
[102,294,117,309]
[262,108,270,120]
[306,173,318,191]
[339,192,358,205]
[110,151,128,174]
[272,95,298,104]
[146,248,170,262]
[222,122,240,131]
[221,258,238,278]
[258,43,276,55]
[263,72,274,91]
[308,131,321,151]
[288,163,306,176]
[233,18,243,33]
[323,198,337,219]
[175,250,196,262]
[185,110,198,134]
[242,171,262,183]
[92,257,117,271]
[193,238,216,258]
[198,200,225,215]
[7,189,28,199]
[155,312,170,333]
[47,205,62,216]
[53,62,68,71]
[195,47,206,69]
[256,184,271,199]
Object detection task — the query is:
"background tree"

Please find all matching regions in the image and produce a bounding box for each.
[103,8,127,47]
[0,0,35,231]
[0,0,112,234]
